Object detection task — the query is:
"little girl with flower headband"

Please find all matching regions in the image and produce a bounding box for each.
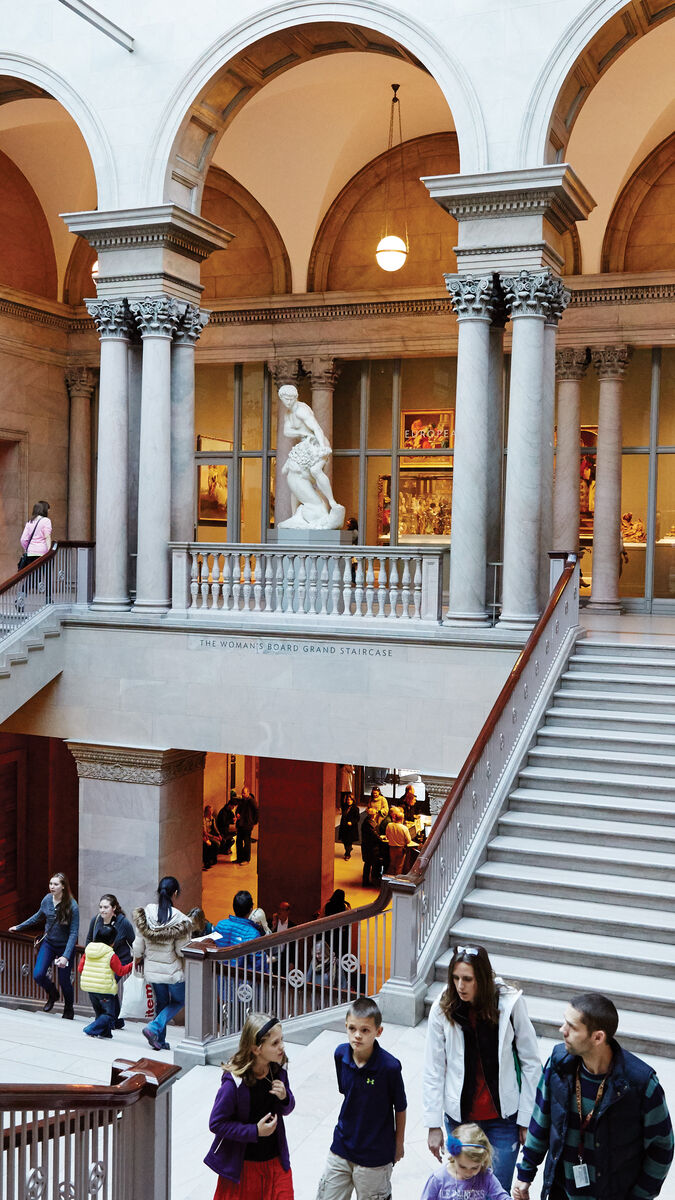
[421,1124,510,1199]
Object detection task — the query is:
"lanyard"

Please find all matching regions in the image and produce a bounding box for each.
[575,1064,609,1161]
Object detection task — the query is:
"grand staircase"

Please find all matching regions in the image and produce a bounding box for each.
[426,636,675,1058]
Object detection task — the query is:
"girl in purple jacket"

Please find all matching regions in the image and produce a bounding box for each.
[421,1125,510,1200]
[204,1012,295,1199]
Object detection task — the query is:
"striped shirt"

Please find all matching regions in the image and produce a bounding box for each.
[518,1052,673,1199]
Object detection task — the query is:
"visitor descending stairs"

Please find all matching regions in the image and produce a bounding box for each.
[426,635,675,1058]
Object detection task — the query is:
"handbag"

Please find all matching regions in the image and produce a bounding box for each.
[119,968,150,1020]
[18,518,42,571]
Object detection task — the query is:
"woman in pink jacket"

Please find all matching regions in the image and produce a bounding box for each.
[20,500,52,565]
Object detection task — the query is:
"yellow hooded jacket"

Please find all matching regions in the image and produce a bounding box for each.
[80,942,118,994]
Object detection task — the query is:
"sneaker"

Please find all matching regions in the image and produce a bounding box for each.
[142,1026,162,1051]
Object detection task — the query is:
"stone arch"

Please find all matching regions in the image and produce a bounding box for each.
[0,55,115,206]
[63,236,97,306]
[307,132,459,292]
[145,2,486,210]
[0,148,57,299]
[602,132,675,272]
[519,1,675,168]
[200,167,291,298]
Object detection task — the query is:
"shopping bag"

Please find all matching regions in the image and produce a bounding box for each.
[119,969,150,1021]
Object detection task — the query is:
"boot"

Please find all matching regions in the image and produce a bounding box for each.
[62,1003,74,1020]
[42,987,58,1013]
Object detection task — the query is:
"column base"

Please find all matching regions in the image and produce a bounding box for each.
[497,612,538,631]
[584,601,623,614]
[91,596,131,611]
[443,610,491,627]
[131,599,170,614]
[378,976,428,1026]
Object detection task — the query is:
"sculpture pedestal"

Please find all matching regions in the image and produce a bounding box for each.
[268,529,354,545]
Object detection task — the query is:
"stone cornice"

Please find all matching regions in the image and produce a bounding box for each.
[61,204,233,262]
[422,164,596,233]
[66,743,206,784]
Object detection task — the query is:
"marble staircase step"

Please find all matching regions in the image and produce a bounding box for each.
[517,763,675,798]
[508,786,675,824]
[576,639,675,662]
[488,832,675,880]
[552,687,675,715]
[499,809,675,853]
[474,858,675,910]
[559,669,675,695]
[544,704,675,735]
[526,744,675,777]
[536,725,675,757]
[463,888,675,941]
[568,651,675,677]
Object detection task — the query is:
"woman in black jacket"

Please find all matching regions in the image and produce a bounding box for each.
[338,794,360,860]
[85,893,135,1027]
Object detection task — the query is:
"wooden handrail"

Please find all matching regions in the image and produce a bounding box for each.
[0,541,94,595]
[184,883,392,962]
[403,553,578,884]
[0,1057,180,1111]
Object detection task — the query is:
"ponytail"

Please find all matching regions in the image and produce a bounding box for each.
[157,876,180,924]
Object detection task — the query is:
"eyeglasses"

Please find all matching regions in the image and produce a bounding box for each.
[454,945,479,956]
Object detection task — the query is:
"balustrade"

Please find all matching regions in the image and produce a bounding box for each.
[0,544,94,642]
[170,543,443,623]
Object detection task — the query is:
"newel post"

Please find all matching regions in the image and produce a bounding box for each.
[174,947,216,1070]
[170,543,191,613]
[377,880,428,1026]
[421,553,443,621]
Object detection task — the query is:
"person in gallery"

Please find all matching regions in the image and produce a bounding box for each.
[10,871,79,1020]
[132,875,193,1052]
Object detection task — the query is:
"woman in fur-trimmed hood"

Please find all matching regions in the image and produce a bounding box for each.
[132,875,195,1052]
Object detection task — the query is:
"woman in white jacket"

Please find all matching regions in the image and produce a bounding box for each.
[133,876,194,1052]
[423,944,541,1192]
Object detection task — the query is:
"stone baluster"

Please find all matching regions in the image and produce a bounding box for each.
[540,279,571,604]
[302,356,340,481]
[65,366,97,543]
[171,305,209,541]
[85,299,134,609]
[131,297,181,612]
[269,358,300,527]
[587,345,632,612]
[444,274,500,625]
[553,348,589,555]
[499,270,562,628]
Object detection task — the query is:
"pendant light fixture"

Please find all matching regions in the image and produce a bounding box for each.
[375,83,409,273]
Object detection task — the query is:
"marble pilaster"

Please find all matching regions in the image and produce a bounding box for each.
[131,297,181,611]
[171,305,210,541]
[444,275,500,624]
[85,299,133,609]
[499,270,561,629]
[65,366,97,543]
[269,358,300,527]
[68,743,205,921]
[540,279,570,604]
[302,356,340,482]
[587,345,632,612]
[553,348,589,555]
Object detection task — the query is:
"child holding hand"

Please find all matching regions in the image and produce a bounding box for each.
[421,1125,510,1199]
[204,1012,295,1199]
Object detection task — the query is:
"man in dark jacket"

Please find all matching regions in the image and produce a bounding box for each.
[235,785,258,864]
[513,992,673,1200]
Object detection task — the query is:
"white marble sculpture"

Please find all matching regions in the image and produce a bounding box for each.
[278,384,345,530]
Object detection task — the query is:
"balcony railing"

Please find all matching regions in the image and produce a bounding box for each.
[0,542,94,643]
[170,543,444,624]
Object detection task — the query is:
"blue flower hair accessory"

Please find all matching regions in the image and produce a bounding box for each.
[446,1135,485,1156]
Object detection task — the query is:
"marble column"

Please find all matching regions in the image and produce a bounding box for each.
[171,305,210,542]
[539,280,570,605]
[587,345,632,612]
[269,358,300,528]
[65,366,97,543]
[302,356,340,481]
[67,743,205,920]
[499,270,561,629]
[444,275,499,624]
[131,297,181,612]
[553,349,589,555]
[486,309,507,607]
[85,299,133,609]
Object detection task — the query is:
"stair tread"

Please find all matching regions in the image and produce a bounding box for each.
[554,687,675,707]
[465,889,675,929]
[476,859,675,899]
[547,705,675,726]
[451,917,675,965]
[490,833,675,868]
[570,652,675,669]
[528,745,675,767]
[434,952,675,1000]
[539,725,675,747]
[519,765,675,788]
[562,670,675,687]
[501,810,675,841]
[509,788,675,816]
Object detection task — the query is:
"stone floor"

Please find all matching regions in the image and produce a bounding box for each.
[2,1005,675,1200]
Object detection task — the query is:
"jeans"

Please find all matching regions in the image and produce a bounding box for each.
[445,1114,519,1192]
[147,982,185,1039]
[84,992,116,1035]
[34,940,74,1005]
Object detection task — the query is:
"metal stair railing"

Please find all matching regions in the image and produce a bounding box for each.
[0,542,94,647]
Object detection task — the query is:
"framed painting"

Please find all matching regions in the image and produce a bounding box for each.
[400,410,454,465]
[398,469,453,539]
[198,464,228,526]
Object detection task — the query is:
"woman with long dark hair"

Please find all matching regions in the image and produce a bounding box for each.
[86,893,135,1027]
[10,872,79,1019]
[19,500,52,567]
[423,944,541,1192]
[132,876,194,1051]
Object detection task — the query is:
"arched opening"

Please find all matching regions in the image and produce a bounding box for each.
[602,133,675,272]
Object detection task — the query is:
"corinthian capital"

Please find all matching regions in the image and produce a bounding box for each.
[502,270,563,320]
[174,304,210,346]
[591,345,632,379]
[301,356,340,388]
[65,366,97,397]
[544,276,571,326]
[444,274,498,321]
[268,358,300,387]
[555,348,589,382]
[85,298,132,340]
[131,296,181,339]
